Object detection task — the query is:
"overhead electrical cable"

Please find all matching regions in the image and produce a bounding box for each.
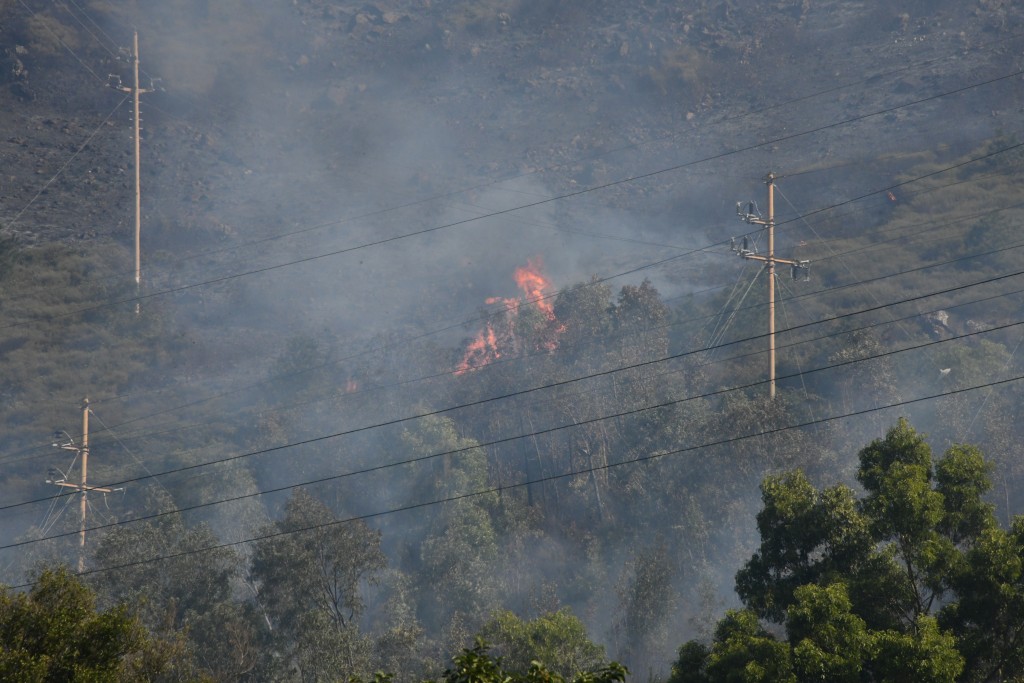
[2,96,129,230]
[704,266,762,359]
[88,410,176,502]
[7,2,1020,312]
[792,196,1024,265]
[748,236,1024,313]
[10,368,1024,589]
[449,198,710,254]
[730,143,1024,252]
[71,178,1022,420]
[8,0,1024,577]
[9,193,1022,478]
[4,74,1021,461]
[5,262,1024,517]
[960,300,1024,443]
[722,159,1024,270]
[2,75,1019,458]
[773,275,813,402]
[15,0,106,83]
[4,192,1022,469]
[22,269,1024,476]
[39,490,77,538]
[699,261,758,354]
[776,183,944,369]
[79,215,1024,439]
[8,313,1024,551]
[2,67,1021,333]
[59,0,123,59]
[46,29,1022,290]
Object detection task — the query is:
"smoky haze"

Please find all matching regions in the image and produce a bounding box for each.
[1,0,1023,678]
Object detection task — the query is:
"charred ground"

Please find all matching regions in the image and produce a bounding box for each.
[1,0,1023,679]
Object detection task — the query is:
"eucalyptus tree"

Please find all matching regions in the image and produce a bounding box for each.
[250,488,387,681]
[672,419,1024,682]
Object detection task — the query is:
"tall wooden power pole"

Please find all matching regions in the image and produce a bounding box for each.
[47,398,118,572]
[109,31,152,299]
[732,172,810,399]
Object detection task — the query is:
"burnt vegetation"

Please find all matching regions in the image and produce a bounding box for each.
[1,0,1024,681]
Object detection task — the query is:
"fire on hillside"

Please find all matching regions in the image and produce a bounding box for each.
[456,258,565,374]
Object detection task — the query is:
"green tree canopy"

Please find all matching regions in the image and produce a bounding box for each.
[423,638,626,683]
[0,566,184,682]
[250,488,388,680]
[478,608,607,677]
[672,418,1024,682]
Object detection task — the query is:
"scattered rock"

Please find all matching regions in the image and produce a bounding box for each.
[0,49,28,84]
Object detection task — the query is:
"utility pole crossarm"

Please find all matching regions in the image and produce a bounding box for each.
[44,397,124,573]
[737,253,805,266]
[46,481,118,493]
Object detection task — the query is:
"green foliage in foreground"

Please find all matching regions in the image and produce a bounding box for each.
[0,567,190,682]
[670,418,1024,683]
[421,638,627,683]
[0,571,620,683]
[479,608,607,678]
[7,420,1024,683]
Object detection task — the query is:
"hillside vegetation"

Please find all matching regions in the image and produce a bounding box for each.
[1,0,1023,680]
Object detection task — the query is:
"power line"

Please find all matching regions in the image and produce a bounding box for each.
[725,147,1024,254]
[6,260,1023,517]
[0,69,1015,458]
[20,260,1024,480]
[59,0,122,59]
[721,163,1024,282]
[27,137,1024,408]
[2,67,1021,332]
[799,199,1024,268]
[763,238,1024,313]
[88,410,174,502]
[45,190,1017,423]
[11,368,1023,588]
[3,191,1020,470]
[50,30,1022,289]
[3,72,1020,465]
[8,2,1020,300]
[775,145,1024,230]
[77,204,1024,435]
[4,0,1019,573]
[7,187,1020,483]
[777,183,939,368]
[2,96,129,230]
[15,0,106,83]
[9,307,1023,554]
[960,297,1024,443]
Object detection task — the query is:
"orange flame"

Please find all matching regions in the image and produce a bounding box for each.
[514,259,556,318]
[485,296,520,310]
[456,258,564,374]
[456,323,500,375]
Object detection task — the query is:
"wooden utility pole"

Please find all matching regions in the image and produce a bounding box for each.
[109,31,151,298]
[48,398,118,573]
[79,397,89,571]
[732,172,810,399]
